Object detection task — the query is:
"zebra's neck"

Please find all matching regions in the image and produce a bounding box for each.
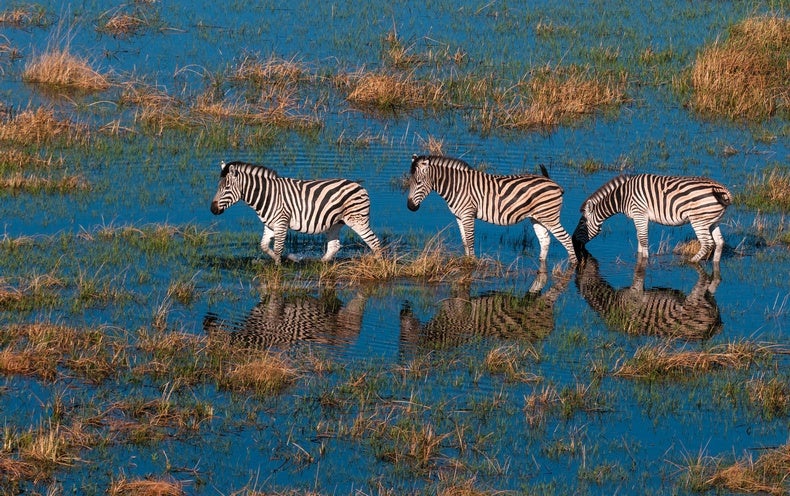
[583,175,630,222]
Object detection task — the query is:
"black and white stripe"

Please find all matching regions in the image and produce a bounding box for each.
[399,267,571,350]
[211,161,381,264]
[576,256,722,340]
[406,154,577,263]
[572,174,732,263]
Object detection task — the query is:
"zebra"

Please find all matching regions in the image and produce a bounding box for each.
[399,265,571,350]
[203,289,368,349]
[210,160,381,264]
[406,154,578,263]
[572,174,732,263]
[575,256,722,341]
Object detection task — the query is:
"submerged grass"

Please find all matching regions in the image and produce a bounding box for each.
[689,15,789,120]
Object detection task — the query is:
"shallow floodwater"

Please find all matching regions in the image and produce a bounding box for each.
[0,1,788,494]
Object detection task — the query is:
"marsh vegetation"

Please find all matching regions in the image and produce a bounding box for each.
[0,1,788,495]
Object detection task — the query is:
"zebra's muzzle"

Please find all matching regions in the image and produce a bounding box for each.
[210,201,223,215]
[406,199,420,211]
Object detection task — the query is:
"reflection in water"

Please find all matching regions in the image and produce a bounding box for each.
[399,265,571,350]
[575,256,722,340]
[203,289,367,349]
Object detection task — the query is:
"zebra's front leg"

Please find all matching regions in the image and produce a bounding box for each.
[322,223,343,262]
[633,216,650,259]
[456,215,476,257]
[531,220,551,262]
[260,226,280,263]
[270,224,289,265]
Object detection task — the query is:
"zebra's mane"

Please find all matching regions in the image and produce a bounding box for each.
[422,155,473,172]
[581,174,630,211]
[221,160,279,179]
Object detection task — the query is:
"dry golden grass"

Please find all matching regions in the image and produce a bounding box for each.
[490,65,627,131]
[24,46,110,92]
[690,16,789,120]
[222,352,299,394]
[0,148,64,169]
[0,6,47,27]
[100,13,146,37]
[233,55,310,87]
[344,70,446,110]
[0,107,85,145]
[108,477,185,496]
[484,344,541,383]
[320,239,500,285]
[0,173,89,193]
[706,444,790,495]
[0,454,37,481]
[748,376,790,417]
[738,167,790,212]
[614,341,764,378]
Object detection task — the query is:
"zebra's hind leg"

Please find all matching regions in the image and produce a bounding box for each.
[689,222,716,263]
[531,220,551,262]
[345,216,382,256]
[321,223,343,262]
[711,225,725,262]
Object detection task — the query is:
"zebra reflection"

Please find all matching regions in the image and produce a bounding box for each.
[204,290,367,349]
[575,256,722,340]
[399,265,571,350]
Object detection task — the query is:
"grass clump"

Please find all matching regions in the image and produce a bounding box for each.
[222,352,299,394]
[343,70,446,111]
[23,39,110,92]
[737,166,790,212]
[107,477,185,496]
[704,443,790,495]
[0,107,86,145]
[484,64,627,132]
[0,5,48,27]
[614,341,767,379]
[689,15,789,120]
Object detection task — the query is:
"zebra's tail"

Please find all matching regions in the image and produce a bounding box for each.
[712,185,732,207]
[539,164,549,178]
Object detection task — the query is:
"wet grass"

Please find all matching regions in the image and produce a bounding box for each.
[737,165,790,212]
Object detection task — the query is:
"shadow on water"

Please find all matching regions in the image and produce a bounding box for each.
[399,264,572,351]
[203,288,368,349]
[575,255,722,341]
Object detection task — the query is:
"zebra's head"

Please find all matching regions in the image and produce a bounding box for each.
[407,154,432,212]
[210,161,243,215]
[571,201,601,258]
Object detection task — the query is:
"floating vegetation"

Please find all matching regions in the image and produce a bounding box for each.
[689,15,789,120]
[0,5,48,28]
[704,443,790,495]
[106,476,186,496]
